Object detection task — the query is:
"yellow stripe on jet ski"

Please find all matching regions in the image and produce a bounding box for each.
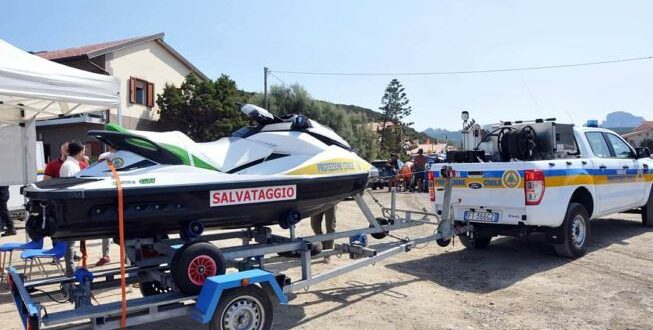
[287,158,372,175]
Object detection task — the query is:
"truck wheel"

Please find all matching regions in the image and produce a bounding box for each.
[459,233,492,249]
[171,242,226,295]
[372,183,378,190]
[209,285,273,330]
[554,203,590,258]
[642,187,653,227]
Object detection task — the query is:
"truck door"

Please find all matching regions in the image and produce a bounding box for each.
[604,133,643,208]
[585,132,628,214]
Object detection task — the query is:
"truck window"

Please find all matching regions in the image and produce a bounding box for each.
[585,132,611,158]
[605,133,634,159]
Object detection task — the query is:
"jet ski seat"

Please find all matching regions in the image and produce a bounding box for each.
[105,124,274,172]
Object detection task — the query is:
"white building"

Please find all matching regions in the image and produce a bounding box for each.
[32,33,207,159]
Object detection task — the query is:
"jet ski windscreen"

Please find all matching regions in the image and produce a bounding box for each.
[241,104,277,125]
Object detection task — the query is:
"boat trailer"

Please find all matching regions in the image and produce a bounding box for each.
[7,168,461,330]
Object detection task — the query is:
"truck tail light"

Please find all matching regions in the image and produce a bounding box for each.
[427,170,435,201]
[524,169,545,205]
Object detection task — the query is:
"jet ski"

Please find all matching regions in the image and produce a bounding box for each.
[24,104,372,241]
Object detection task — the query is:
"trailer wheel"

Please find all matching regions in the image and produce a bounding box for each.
[171,242,226,295]
[458,233,492,249]
[139,281,173,296]
[554,202,590,258]
[209,285,273,330]
[642,187,653,227]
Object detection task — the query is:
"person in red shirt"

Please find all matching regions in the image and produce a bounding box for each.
[43,142,68,180]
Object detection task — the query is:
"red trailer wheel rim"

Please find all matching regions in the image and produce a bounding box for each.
[187,255,217,286]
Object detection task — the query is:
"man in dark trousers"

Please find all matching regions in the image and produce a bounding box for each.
[310,206,336,263]
[412,149,428,192]
[0,186,16,236]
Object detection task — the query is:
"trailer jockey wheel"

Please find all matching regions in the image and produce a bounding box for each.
[209,285,273,330]
[171,242,226,295]
[436,238,451,247]
[370,217,392,239]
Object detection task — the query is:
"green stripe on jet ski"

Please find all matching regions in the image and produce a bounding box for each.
[105,123,217,171]
[105,123,128,133]
[160,143,218,171]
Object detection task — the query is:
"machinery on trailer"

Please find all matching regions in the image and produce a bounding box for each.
[8,168,462,330]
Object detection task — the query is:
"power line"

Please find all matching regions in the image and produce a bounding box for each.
[268,71,291,87]
[271,56,653,76]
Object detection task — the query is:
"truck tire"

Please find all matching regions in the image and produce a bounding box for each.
[209,285,273,330]
[642,187,653,227]
[554,203,590,258]
[459,233,492,249]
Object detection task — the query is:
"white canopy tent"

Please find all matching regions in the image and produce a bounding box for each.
[0,39,121,185]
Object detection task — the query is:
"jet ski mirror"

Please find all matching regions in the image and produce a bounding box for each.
[291,115,312,130]
[240,104,277,125]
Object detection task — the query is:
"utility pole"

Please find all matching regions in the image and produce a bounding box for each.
[263,67,269,109]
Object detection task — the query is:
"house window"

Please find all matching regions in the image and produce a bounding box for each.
[129,77,155,107]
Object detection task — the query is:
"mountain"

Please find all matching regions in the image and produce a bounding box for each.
[601,111,645,129]
[422,128,462,144]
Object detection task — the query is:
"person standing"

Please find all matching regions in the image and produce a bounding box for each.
[0,186,16,236]
[413,149,428,192]
[59,140,86,275]
[95,146,116,267]
[310,206,336,263]
[387,154,403,192]
[43,142,69,180]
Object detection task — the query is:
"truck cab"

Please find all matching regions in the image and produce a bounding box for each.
[432,120,653,258]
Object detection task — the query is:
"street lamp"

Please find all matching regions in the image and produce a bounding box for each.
[461,111,469,150]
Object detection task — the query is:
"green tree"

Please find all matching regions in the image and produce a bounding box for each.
[379,79,413,156]
[156,74,250,142]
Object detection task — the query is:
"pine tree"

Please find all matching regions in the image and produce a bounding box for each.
[379,79,413,155]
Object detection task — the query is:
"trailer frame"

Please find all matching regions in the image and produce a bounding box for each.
[8,170,459,330]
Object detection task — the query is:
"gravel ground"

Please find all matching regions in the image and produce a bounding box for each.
[1,190,652,329]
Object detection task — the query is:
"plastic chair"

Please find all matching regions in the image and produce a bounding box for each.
[0,239,44,284]
[21,241,67,280]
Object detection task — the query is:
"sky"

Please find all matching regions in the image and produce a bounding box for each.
[2,1,652,131]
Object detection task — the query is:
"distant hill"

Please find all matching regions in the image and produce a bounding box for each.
[601,111,644,129]
[324,101,430,141]
[422,127,462,144]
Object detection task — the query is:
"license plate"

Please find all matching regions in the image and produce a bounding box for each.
[463,211,500,222]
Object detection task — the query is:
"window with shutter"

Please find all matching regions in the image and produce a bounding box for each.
[129,77,155,107]
[146,82,155,107]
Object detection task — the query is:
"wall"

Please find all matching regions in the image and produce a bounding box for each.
[105,40,194,130]
[623,129,652,147]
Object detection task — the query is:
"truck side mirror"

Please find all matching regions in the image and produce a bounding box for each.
[635,147,651,159]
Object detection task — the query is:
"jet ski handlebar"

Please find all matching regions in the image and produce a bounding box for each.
[88,130,184,165]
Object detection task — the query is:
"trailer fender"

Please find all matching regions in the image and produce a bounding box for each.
[192,268,287,324]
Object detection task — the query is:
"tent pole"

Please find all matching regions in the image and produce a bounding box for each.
[117,104,123,126]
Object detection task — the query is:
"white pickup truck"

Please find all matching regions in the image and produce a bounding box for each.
[431,123,653,258]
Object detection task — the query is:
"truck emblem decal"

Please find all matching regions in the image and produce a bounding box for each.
[468,182,483,189]
[502,170,521,188]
